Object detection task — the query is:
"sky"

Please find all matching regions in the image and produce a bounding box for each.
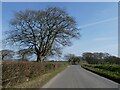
[1,0,119,2]
[1,2,118,59]
[0,2,1,50]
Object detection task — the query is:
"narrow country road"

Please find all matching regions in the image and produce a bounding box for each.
[42,65,119,88]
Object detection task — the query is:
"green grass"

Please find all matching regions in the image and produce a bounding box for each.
[94,64,120,72]
[83,64,120,72]
[81,64,120,83]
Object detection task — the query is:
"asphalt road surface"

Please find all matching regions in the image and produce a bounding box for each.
[42,65,119,88]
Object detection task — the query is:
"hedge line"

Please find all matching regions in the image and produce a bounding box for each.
[93,64,120,72]
[2,61,63,88]
[81,64,120,84]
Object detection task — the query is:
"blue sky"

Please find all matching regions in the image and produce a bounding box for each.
[2,2,118,58]
[0,2,2,50]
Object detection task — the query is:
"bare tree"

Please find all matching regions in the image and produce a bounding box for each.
[17,49,33,61]
[5,7,80,62]
[64,54,75,62]
[0,50,14,60]
[64,54,80,65]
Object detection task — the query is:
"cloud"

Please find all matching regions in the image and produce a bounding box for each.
[93,37,116,41]
[79,17,117,28]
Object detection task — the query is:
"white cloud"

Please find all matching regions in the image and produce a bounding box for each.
[93,37,116,41]
[79,17,117,29]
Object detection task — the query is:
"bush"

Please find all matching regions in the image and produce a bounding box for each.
[81,64,120,83]
[94,64,120,72]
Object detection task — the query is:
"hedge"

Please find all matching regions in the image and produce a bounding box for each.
[81,64,120,84]
[2,60,62,88]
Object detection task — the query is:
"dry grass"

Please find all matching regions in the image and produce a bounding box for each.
[13,73,51,88]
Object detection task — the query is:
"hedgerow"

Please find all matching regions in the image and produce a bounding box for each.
[2,60,62,88]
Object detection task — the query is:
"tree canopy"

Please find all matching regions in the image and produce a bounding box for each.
[64,54,81,65]
[82,52,120,64]
[17,49,33,61]
[5,7,80,62]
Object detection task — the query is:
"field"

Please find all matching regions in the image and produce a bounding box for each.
[81,63,120,83]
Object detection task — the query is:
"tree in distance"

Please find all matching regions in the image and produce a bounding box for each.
[17,49,33,61]
[82,52,118,64]
[5,7,80,62]
[64,54,81,65]
[0,49,15,60]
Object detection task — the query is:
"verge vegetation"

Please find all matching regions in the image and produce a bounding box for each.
[81,64,120,84]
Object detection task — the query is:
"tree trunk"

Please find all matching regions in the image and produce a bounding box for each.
[2,56,4,60]
[36,54,41,62]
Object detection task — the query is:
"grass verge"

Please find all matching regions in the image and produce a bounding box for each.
[81,64,120,84]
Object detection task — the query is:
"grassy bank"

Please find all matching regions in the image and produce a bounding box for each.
[12,62,68,88]
[81,64,120,84]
